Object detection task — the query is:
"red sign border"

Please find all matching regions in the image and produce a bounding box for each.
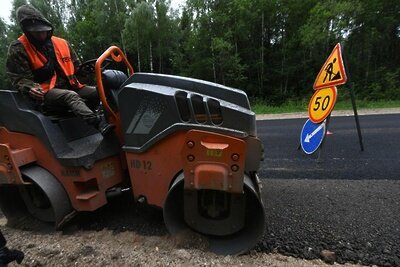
[313,43,347,90]
[308,86,338,123]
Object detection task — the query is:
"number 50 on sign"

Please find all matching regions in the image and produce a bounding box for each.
[308,87,337,123]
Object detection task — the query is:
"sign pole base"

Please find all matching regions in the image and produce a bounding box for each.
[316,114,331,161]
[349,84,364,152]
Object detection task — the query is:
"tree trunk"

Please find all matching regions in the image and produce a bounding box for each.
[260,11,264,96]
[137,32,141,72]
[158,38,162,73]
[149,41,154,73]
[280,40,286,95]
[364,45,371,88]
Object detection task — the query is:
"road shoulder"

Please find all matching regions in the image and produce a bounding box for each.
[256,107,400,120]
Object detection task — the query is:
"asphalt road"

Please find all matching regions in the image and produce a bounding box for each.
[256,113,400,266]
[1,112,399,266]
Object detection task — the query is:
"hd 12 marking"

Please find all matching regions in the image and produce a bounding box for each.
[130,159,152,170]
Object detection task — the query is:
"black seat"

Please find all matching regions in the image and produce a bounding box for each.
[102,69,128,109]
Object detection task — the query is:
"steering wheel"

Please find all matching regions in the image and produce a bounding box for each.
[77,58,112,75]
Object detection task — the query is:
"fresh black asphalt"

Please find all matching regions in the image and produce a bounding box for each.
[257,113,400,266]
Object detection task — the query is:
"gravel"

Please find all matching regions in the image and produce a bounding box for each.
[0,195,360,267]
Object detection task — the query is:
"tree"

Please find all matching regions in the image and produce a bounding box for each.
[67,0,128,60]
[0,18,10,89]
[153,0,179,73]
[346,0,400,100]
[124,1,156,72]
[0,0,399,102]
[29,0,68,36]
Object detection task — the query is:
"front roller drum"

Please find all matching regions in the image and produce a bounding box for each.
[163,173,265,255]
[0,165,74,229]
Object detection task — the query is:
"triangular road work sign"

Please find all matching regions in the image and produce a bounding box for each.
[313,43,347,90]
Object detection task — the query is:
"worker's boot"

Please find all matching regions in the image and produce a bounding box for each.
[86,115,115,136]
[0,246,24,266]
[97,118,115,136]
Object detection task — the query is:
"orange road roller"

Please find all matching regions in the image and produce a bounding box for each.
[0,46,265,255]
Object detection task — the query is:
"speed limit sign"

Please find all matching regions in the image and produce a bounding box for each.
[308,87,337,123]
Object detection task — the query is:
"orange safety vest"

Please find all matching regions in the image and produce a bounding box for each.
[18,34,84,93]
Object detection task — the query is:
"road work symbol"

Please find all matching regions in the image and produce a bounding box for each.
[314,43,347,90]
[323,58,341,82]
[300,119,326,154]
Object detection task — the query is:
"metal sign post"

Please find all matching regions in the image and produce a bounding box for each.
[350,87,364,151]
[341,44,364,151]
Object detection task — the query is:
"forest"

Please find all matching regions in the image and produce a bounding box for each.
[0,0,399,105]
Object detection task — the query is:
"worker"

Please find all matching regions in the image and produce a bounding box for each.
[0,230,24,266]
[6,5,114,136]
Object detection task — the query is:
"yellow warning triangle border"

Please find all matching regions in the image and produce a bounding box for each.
[313,43,347,90]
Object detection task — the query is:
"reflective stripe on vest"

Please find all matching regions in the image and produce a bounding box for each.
[18,35,84,93]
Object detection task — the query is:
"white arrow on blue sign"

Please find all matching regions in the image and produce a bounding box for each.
[300,119,326,154]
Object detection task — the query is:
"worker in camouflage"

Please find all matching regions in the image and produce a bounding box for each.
[6,5,114,136]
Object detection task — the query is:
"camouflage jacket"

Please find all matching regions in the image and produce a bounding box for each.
[6,39,81,96]
[6,4,81,96]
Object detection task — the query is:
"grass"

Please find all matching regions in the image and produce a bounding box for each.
[251,99,400,114]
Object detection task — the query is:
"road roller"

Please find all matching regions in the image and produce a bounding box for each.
[0,46,265,255]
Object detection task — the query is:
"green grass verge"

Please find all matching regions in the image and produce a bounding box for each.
[251,99,400,114]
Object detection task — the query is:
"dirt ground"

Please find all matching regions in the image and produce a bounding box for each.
[0,216,363,267]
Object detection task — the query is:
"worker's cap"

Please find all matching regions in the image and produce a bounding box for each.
[24,19,52,32]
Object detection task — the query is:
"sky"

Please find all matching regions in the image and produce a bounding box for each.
[0,0,186,24]
[0,0,12,23]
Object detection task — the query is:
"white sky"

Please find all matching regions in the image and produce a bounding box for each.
[0,0,12,23]
[0,0,185,24]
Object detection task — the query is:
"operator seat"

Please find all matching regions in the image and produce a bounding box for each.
[102,69,128,110]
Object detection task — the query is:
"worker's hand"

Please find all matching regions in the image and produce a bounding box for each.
[29,86,44,101]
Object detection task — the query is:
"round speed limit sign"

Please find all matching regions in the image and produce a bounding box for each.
[308,86,337,123]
